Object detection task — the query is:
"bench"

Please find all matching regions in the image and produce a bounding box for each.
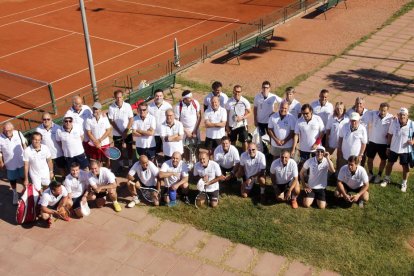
[128,74,176,105]
[257,29,274,50]
[227,36,259,65]
[316,0,347,20]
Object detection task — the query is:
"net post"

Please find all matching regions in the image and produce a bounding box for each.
[48,84,57,115]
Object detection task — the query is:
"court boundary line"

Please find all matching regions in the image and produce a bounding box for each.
[0,0,67,19]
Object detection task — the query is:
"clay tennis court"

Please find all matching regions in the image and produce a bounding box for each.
[0,0,293,124]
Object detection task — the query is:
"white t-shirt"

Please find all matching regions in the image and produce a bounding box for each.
[326,115,349,149]
[23,145,51,179]
[148,101,172,136]
[64,170,90,198]
[132,114,156,148]
[174,100,201,131]
[193,160,222,192]
[270,158,298,184]
[268,112,296,148]
[85,115,111,146]
[302,157,329,189]
[107,102,134,136]
[160,160,189,188]
[204,92,229,110]
[160,120,184,157]
[213,145,240,169]
[226,96,251,129]
[288,99,301,118]
[311,100,334,127]
[55,125,85,158]
[88,167,116,187]
[338,165,369,190]
[346,108,369,128]
[0,130,26,170]
[128,160,159,187]
[339,123,368,159]
[294,115,325,152]
[366,111,393,145]
[36,123,63,159]
[388,119,413,154]
[240,151,266,178]
[66,105,92,129]
[254,93,282,124]
[39,186,68,207]
[204,107,227,139]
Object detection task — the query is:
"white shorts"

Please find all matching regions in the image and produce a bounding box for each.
[31,173,51,191]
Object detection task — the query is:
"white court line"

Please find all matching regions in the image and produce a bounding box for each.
[0,0,67,19]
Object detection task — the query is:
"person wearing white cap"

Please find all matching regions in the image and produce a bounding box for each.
[337,112,368,170]
[300,145,335,209]
[380,107,413,192]
[174,90,201,140]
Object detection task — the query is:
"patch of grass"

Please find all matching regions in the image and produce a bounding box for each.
[409,105,414,120]
[384,1,414,26]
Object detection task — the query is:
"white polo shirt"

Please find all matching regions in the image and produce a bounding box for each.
[388,119,413,154]
[303,157,329,189]
[270,158,298,184]
[132,114,156,148]
[193,160,222,192]
[0,131,26,170]
[88,167,116,187]
[204,106,227,139]
[23,144,51,179]
[213,144,240,169]
[338,165,369,190]
[226,96,251,129]
[339,123,368,159]
[240,151,266,178]
[85,115,111,146]
[107,102,134,136]
[346,108,369,128]
[64,170,90,198]
[204,92,229,109]
[128,160,159,187]
[366,111,393,145]
[326,116,349,149]
[36,123,63,159]
[254,93,282,124]
[55,125,85,158]
[268,112,296,148]
[287,99,301,118]
[66,105,92,129]
[39,186,68,207]
[160,160,189,187]
[160,120,184,157]
[294,115,324,152]
[148,101,172,136]
[311,100,333,127]
[174,99,201,131]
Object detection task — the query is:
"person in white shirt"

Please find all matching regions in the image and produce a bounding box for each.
[64,162,90,218]
[365,103,393,183]
[85,102,112,167]
[204,96,227,154]
[254,81,282,136]
[65,95,93,130]
[174,90,201,140]
[203,81,228,111]
[39,181,70,227]
[239,143,266,203]
[193,152,223,207]
[159,152,190,205]
[311,89,333,147]
[270,150,300,209]
[268,101,296,158]
[213,136,240,183]
[88,160,122,212]
[380,107,413,192]
[226,85,251,152]
[160,109,184,160]
[36,112,65,177]
[23,132,53,191]
[325,102,348,154]
[284,87,301,118]
[127,155,160,207]
[337,112,368,170]
[336,156,369,208]
[108,90,134,168]
[148,89,172,155]
[300,146,335,209]
[0,122,27,204]
[132,102,156,160]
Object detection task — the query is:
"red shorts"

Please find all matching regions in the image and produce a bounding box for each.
[83,142,110,160]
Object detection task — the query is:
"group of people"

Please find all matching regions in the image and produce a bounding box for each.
[0,81,413,226]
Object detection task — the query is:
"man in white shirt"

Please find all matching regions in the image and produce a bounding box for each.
[204,96,227,154]
[311,89,333,147]
[160,109,184,160]
[336,155,369,208]
[174,90,201,140]
[127,155,160,207]
[239,143,266,203]
[23,132,53,191]
[0,122,27,204]
[300,146,335,209]
[284,87,301,118]
[159,152,190,205]
[213,136,240,183]
[226,85,251,152]
[39,181,70,227]
[203,81,228,111]
[254,81,282,136]
[132,102,156,160]
[88,160,122,212]
[108,90,134,168]
[65,95,93,129]
[64,162,90,218]
[381,107,413,192]
[270,150,299,209]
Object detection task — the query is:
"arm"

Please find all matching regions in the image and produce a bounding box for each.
[282,130,294,146]
[337,181,351,201]
[291,133,299,156]
[351,182,369,202]
[47,158,54,180]
[172,175,189,190]
[158,171,180,179]
[325,152,335,173]
[205,175,223,186]
[135,127,155,137]
[337,137,343,157]
[23,161,29,186]
[253,106,258,126]
[109,119,123,136]
[87,130,100,147]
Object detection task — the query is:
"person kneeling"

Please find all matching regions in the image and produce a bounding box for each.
[39,180,71,227]
[64,162,90,218]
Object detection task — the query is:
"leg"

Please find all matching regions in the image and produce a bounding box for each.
[258,175,266,204]
[316,200,326,209]
[303,197,314,208]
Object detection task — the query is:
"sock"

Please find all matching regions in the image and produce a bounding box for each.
[260,187,265,194]
[402,180,407,185]
[384,175,390,181]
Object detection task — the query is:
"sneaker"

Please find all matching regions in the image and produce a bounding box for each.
[401,183,407,193]
[358,200,364,208]
[380,179,389,187]
[168,200,177,207]
[182,195,190,205]
[374,175,382,184]
[127,197,140,208]
[47,217,53,228]
[291,198,298,209]
[12,192,18,205]
[113,201,122,212]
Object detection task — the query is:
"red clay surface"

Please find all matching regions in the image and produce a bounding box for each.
[0,0,292,122]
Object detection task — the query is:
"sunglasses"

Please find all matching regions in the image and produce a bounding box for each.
[248,149,256,151]
[64,119,73,123]
[139,109,147,112]
[43,118,51,121]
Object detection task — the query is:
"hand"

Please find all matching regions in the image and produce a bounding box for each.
[357,155,363,163]
[81,197,87,203]
[408,140,413,146]
[203,175,209,182]
[344,193,352,202]
[93,139,101,148]
[191,131,197,138]
[164,136,169,142]
[290,149,296,157]
[23,179,29,187]
[311,143,318,150]
[184,129,192,138]
[122,130,128,140]
[236,115,243,122]
[284,190,292,201]
[350,194,360,202]
[324,152,330,159]
[304,185,312,194]
[49,171,54,179]
[95,187,101,193]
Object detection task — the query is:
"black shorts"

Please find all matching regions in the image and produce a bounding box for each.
[257,123,268,136]
[113,133,133,149]
[96,191,107,198]
[220,166,233,175]
[155,136,163,153]
[72,195,83,209]
[229,126,248,143]
[273,182,291,195]
[65,153,89,170]
[136,147,156,160]
[366,142,387,160]
[299,151,315,163]
[53,156,67,169]
[343,183,363,194]
[206,190,219,202]
[204,137,221,150]
[304,188,326,201]
[388,151,410,165]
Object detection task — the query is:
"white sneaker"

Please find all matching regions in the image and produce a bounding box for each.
[380,179,389,187]
[373,175,382,184]
[401,183,407,193]
[127,197,140,208]
[12,192,18,205]
[358,200,364,208]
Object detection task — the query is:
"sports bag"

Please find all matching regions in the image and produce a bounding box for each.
[16,184,39,224]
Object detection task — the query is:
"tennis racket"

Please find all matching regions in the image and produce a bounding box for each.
[88,141,121,160]
[195,179,210,208]
[184,137,198,169]
[129,180,159,204]
[55,206,70,221]
[233,101,247,129]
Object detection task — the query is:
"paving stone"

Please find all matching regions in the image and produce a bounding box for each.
[132,214,161,236]
[115,265,145,275]
[126,242,163,270]
[224,243,257,272]
[104,236,143,262]
[284,261,313,276]
[10,235,45,257]
[252,252,287,276]
[194,264,227,275]
[150,220,185,245]
[117,206,148,222]
[84,208,114,226]
[144,250,181,275]
[167,255,203,275]
[173,226,207,253]
[101,214,139,235]
[198,236,233,263]
[9,259,54,276]
[31,245,69,265]
[46,233,86,253]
